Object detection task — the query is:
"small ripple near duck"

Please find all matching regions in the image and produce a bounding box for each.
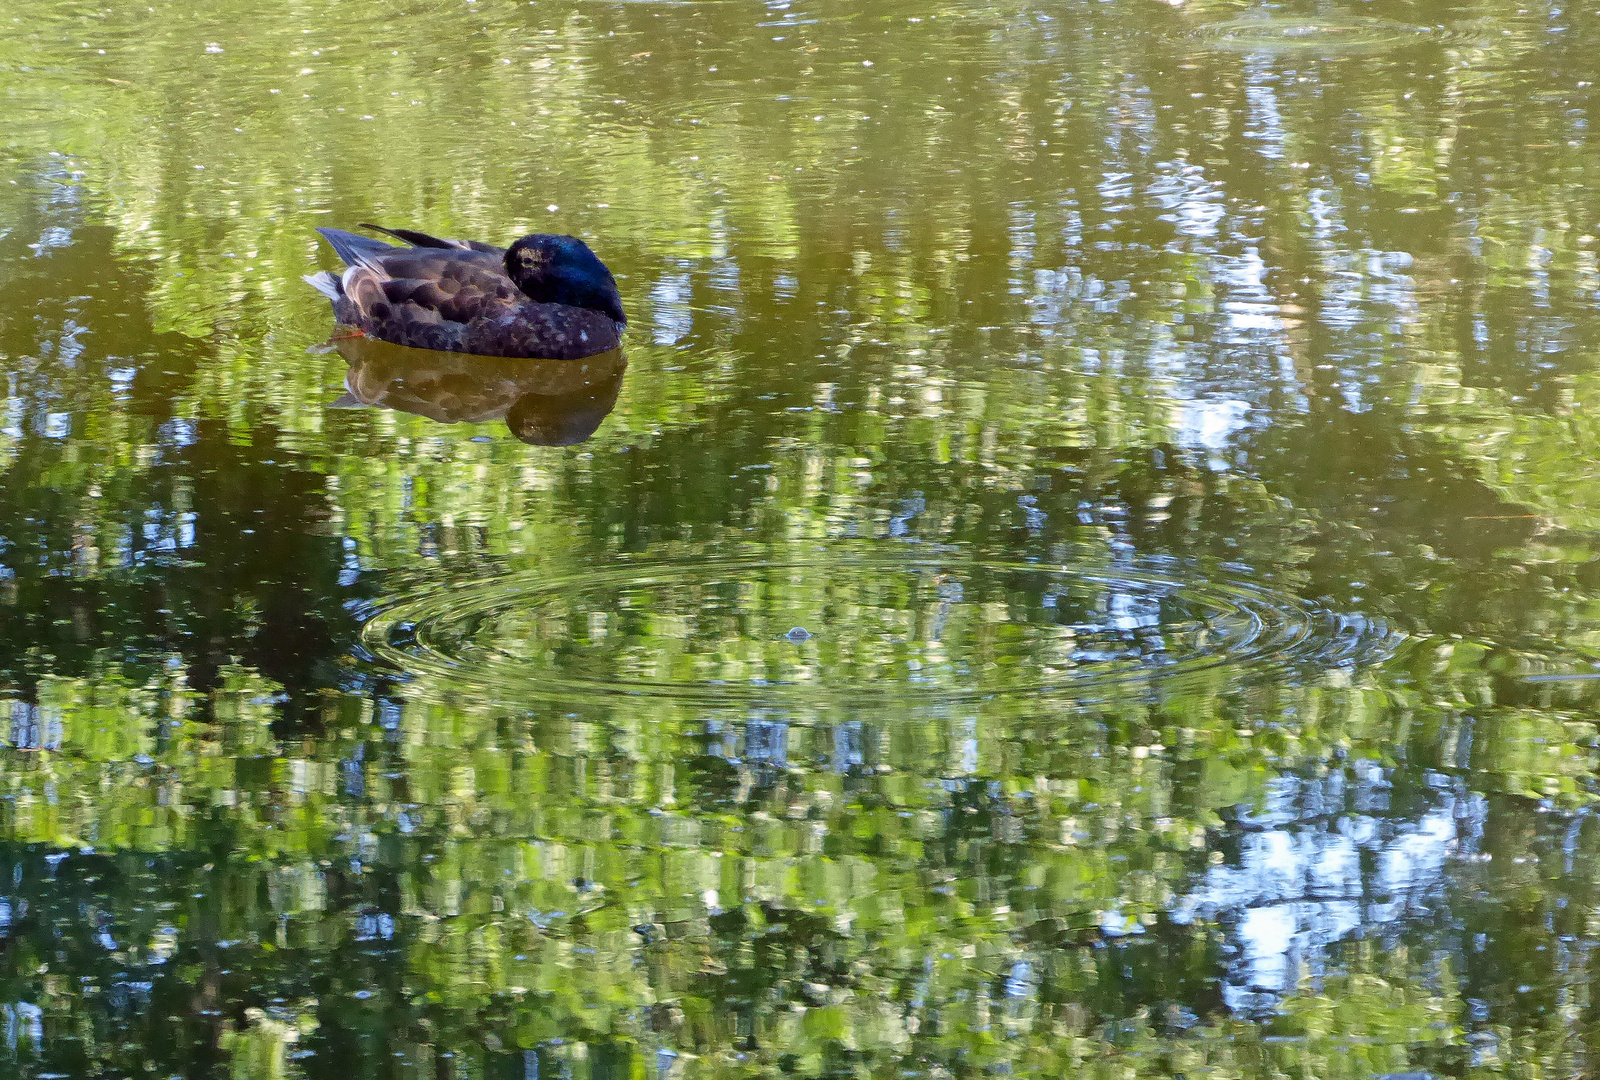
[304,223,625,360]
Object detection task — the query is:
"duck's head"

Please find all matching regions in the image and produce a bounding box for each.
[505,234,626,326]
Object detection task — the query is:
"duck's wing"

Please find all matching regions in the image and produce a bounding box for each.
[315,227,398,268]
[365,246,508,288]
[358,222,467,250]
[359,222,506,255]
[378,272,522,325]
[326,257,521,353]
[317,224,513,301]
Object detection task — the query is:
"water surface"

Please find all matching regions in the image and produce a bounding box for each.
[4,0,1600,1076]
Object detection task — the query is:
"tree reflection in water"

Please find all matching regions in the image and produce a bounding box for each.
[2,0,1600,1075]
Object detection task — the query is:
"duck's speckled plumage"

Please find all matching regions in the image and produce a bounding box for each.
[305,224,625,360]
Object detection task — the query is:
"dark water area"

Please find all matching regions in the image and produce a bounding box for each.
[3,0,1600,1075]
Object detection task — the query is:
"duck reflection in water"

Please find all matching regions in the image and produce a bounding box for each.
[329,335,625,446]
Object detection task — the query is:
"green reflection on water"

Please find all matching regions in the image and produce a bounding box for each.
[4,0,1600,1075]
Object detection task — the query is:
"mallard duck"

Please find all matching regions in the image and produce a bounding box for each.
[330,335,626,445]
[304,223,625,360]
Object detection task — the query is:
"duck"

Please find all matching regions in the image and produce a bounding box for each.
[304,223,625,360]
[329,334,626,446]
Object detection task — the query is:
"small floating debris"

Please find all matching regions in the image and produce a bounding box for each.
[785,626,813,643]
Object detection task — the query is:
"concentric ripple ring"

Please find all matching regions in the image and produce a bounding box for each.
[1185,15,1435,56]
[359,552,1393,704]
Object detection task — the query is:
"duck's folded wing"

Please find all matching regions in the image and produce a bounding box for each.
[370,248,513,293]
[359,222,506,256]
[316,227,397,267]
[380,277,519,325]
[358,222,467,250]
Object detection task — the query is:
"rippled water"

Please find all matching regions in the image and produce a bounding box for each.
[1181,14,1439,55]
[362,549,1397,703]
[4,0,1600,1076]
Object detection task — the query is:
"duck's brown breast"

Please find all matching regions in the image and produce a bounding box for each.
[461,303,622,360]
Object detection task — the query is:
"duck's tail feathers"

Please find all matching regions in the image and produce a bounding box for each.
[358,222,468,250]
[317,226,397,268]
[302,271,342,300]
